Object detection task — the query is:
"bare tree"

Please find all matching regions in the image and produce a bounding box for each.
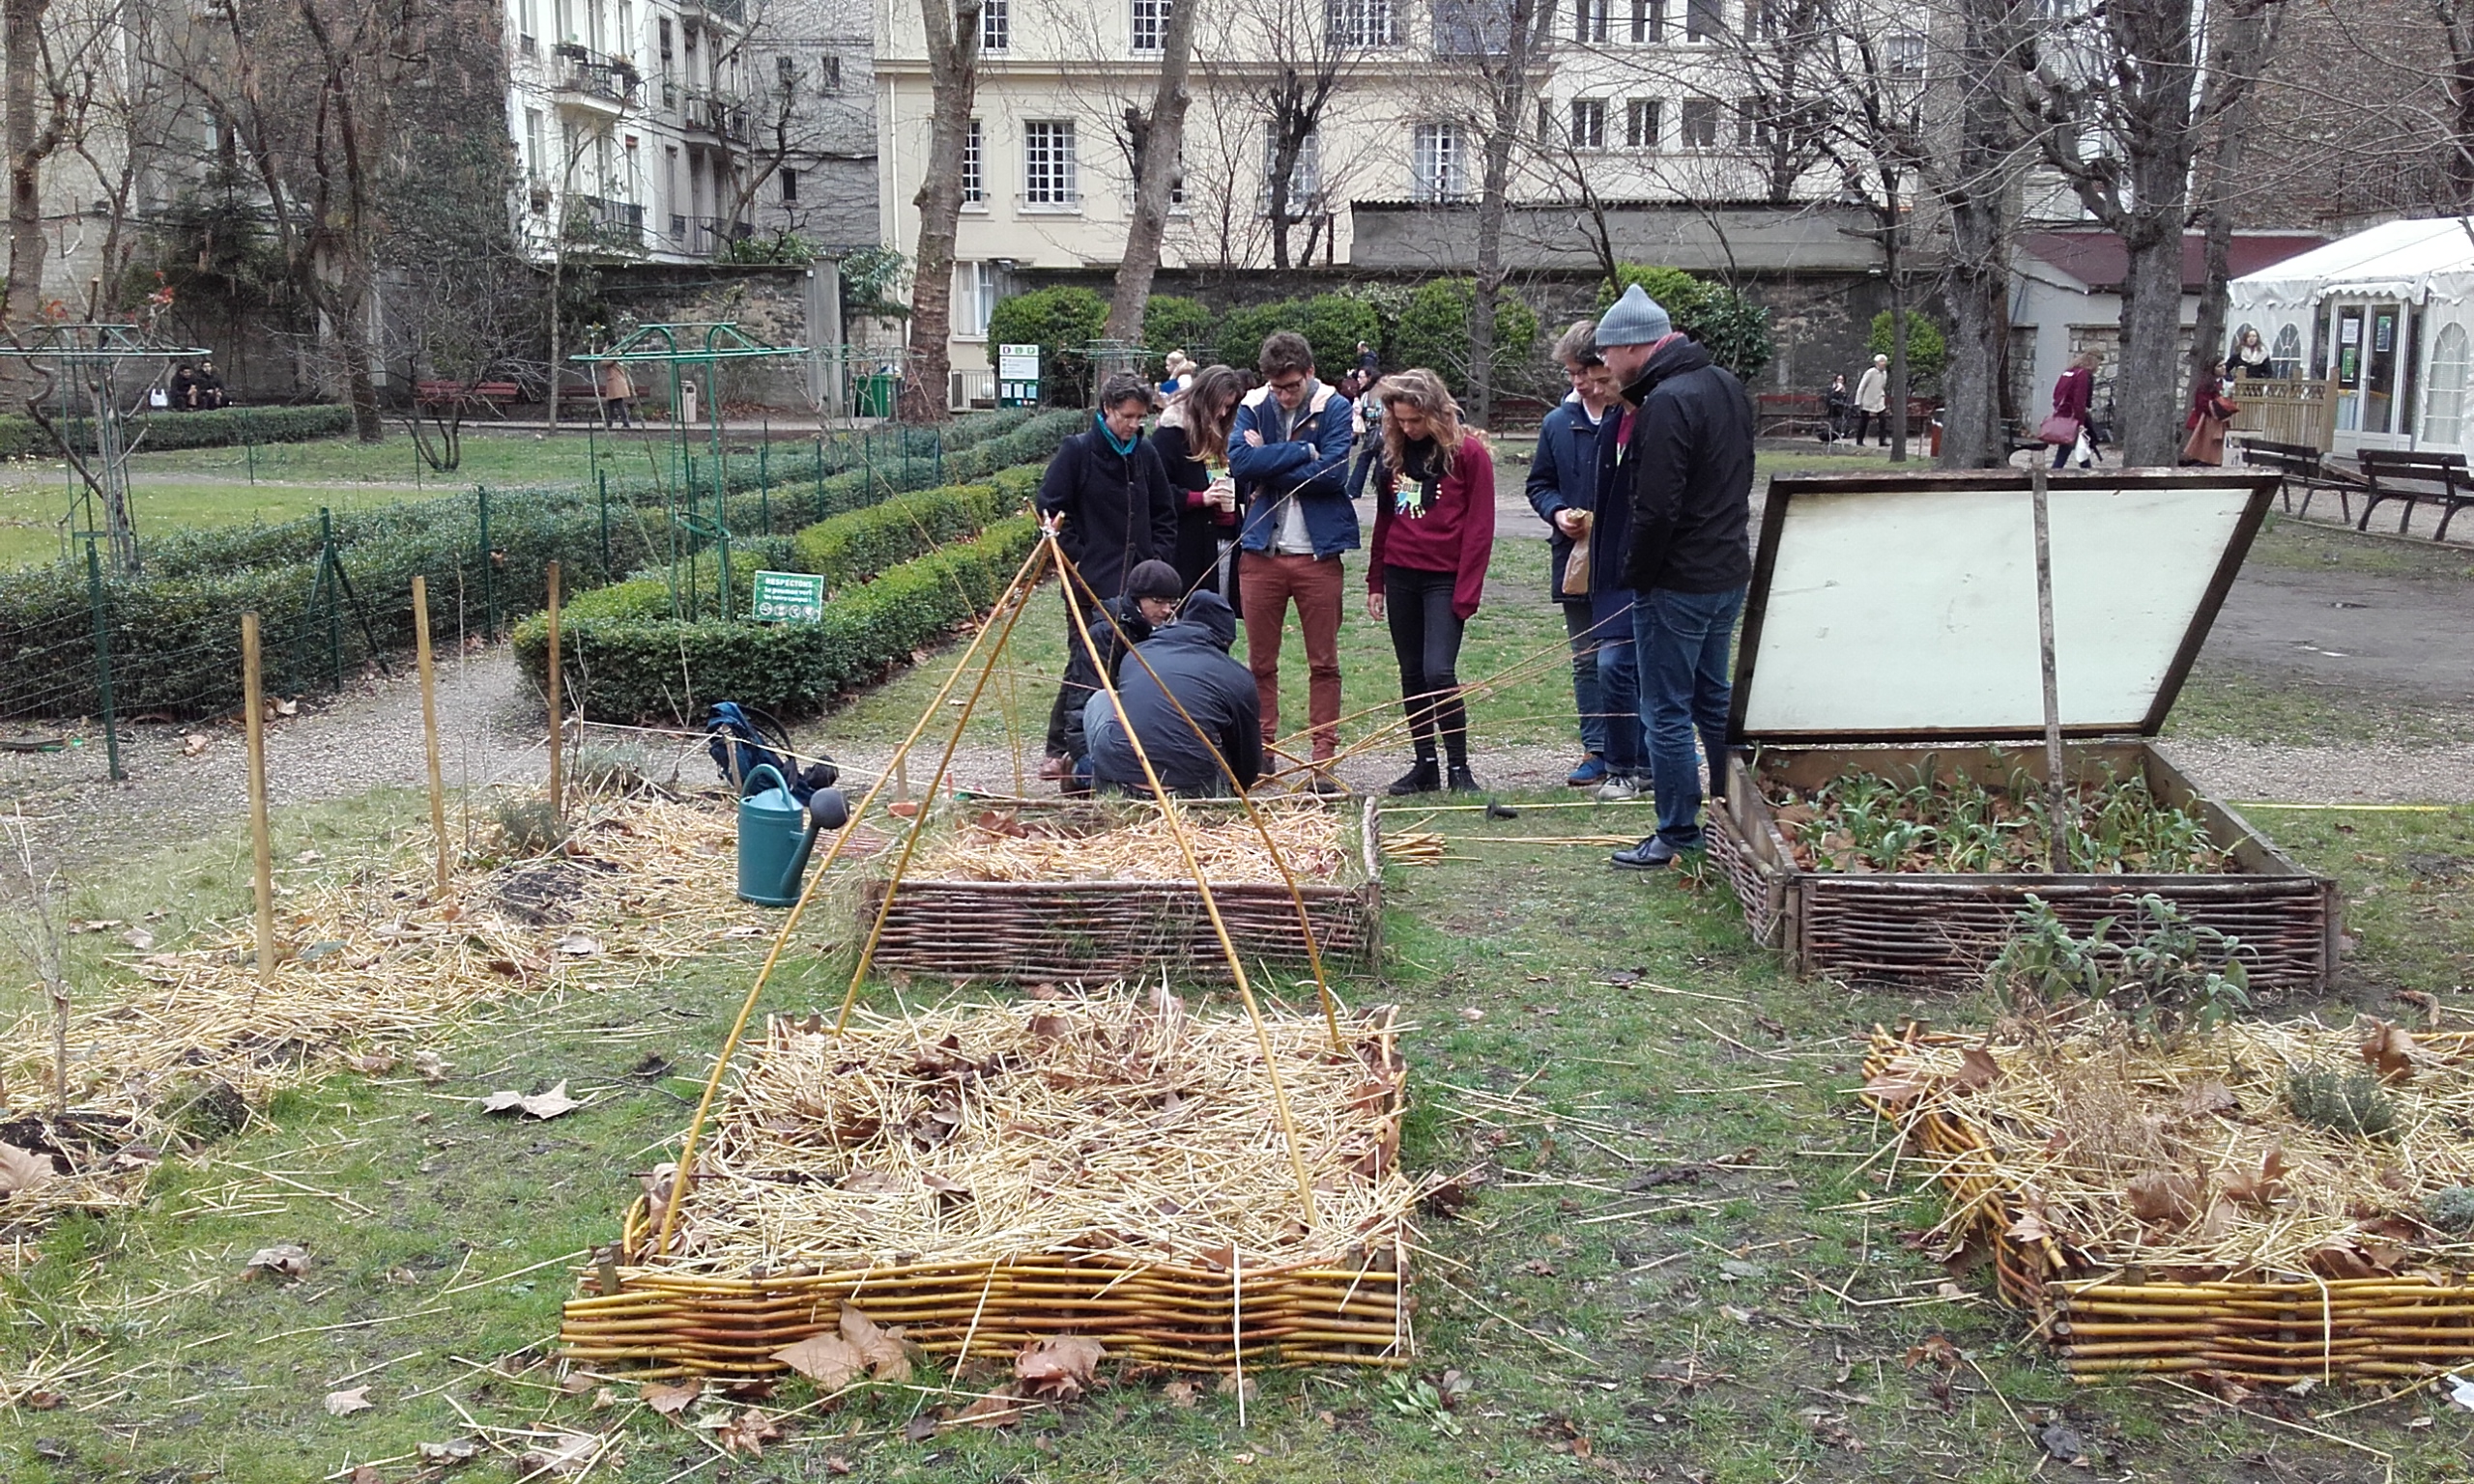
[2182,0,2286,421]
[1451,0,1555,427]
[2,0,103,384]
[1105,0,1203,342]
[1224,0,1380,271]
[1929,0,2033,468]
[899,0,984,423]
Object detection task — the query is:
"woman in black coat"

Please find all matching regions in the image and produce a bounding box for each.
[1149,364,1248,607]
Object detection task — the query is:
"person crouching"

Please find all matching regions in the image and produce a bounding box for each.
[1081,590,1262,799]
[1056,559,1185,791]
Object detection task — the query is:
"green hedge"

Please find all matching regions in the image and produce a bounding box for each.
[0,405,355,462]
[0,416,1075,720]
[987,287,1108,405]
[520,517,1041,722]
[1393,280,1542,402]
[1597,267,1774,383]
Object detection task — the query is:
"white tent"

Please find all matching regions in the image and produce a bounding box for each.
[2229,216,2474,455]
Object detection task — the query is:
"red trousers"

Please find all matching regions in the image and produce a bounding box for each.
[1238,552,1343,759]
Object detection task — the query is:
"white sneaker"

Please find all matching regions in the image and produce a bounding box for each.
[1594,774,1642,802]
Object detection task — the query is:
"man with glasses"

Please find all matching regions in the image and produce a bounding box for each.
[1228,331,1356,793]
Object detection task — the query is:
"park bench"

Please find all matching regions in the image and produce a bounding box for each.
[1757,392,1831,438]
[2355,447,2474,541]
[2240,438,2363,523]
[556,383,606,415]
[413,380,521,417]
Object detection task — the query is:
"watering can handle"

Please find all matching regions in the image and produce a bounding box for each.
[740,762,788,798]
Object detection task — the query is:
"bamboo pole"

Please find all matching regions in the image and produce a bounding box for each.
[413,577,449,895]
[242,613,275,986]
[655,538,1057,1256]
[546,560,563,819]
[2028,466,2069,871]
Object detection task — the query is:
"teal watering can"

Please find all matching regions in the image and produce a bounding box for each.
[735,764,849,906]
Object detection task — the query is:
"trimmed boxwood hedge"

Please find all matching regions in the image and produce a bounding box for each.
[0,404,356,462]
[519,517,1041,723]
[0,415,1074,721]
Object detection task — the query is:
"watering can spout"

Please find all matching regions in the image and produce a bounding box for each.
[775,786,849,900]
[735,765,848,906]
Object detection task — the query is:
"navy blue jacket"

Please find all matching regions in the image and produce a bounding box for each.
[1083,591,1262,796]
[1525,391,1609,604]
[1036,420,1180,600]
[1617,338,1754,595]
[1587,402,1636,635]
[1228,382,1359,558]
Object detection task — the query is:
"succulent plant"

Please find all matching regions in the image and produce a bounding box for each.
[2285,1069,2401,1142]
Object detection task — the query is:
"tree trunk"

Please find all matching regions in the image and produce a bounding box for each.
[1267,119,1302,271]
[1883,189,1908,464]
[1933,0,2027,469]
[547,247,564,436]
[900,0,981,424]
[1469,0,1539,429]
[1104,0,1201,345]
[2184,0,2280,422]
[2,0,53,402]
[2116,227,2186,468]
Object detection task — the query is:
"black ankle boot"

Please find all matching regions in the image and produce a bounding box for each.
[1446,764,1480,794]
[1386,759,1441,796]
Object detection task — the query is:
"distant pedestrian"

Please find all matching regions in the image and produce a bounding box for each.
[169,362,199,411]
[1594,283,1754,871]
[1356,340,1380,379]
[192,360,229,410]
[1151,364,1249,606]
[1366,369,1495,796]
[1529,320,1622,791]
[1852,354,1888,445]
[2231,327,2272,379]
[2049,350,2098,469]
[1822,373,1851,443]
[1035,373,1181,780]
[1229,331,1356,793]
[1159,351,1195,399]
[600,360,638,428]
[2182,359,2237,467]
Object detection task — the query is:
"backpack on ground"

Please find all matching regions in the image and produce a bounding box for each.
[704,701,838,800]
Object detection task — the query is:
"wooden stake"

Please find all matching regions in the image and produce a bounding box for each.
[241,612,275,985]
[413,576,448,894]
[546,560,563,818]
[2028,466,2069,872]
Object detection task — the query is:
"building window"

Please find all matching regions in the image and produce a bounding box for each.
[1411,122,1464,201]
[1573,0,1605,42]
[1885,29,1924,74]
[1680,96,1718,148]
[776,54,797,87]
[1684,0,1719,40]
[1569,99,1605,149]
[1326,0,1395,45]
[780,167,797,202]
[819,53,842,91]
[1131,0,1169,52]
[1434,0,1504,54]
[982,0,1008,51]
[1260,128,1320,212]
[1629,0,1659,40]
[1625,98,1659,148]
[957,262,997,338]
[2272,323,2303,379]
[525,108,548,182]
[1023,120,1078,205]
[1737,94,1769,146]
[658,17,672,59]
[2429,322,2469,445]
[518,0,537,45]
[963,118,985,204]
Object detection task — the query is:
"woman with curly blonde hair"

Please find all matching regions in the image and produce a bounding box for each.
[1365,368,1496,795]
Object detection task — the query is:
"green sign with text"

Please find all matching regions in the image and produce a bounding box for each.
[751,569,825,623]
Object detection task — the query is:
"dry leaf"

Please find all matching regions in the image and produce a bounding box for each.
[1952,1046,2001,1092]
[1903,1334,1961,1370]
[478,1081,582,1119]
[246,1243,310,1278]
[773,1332,867,1391]
[417,1439,481,1465]
[181,732,211,756]
[2361,1019,2420,1083]
[590,1387,618,1411]
[1163,1380,1199,1408]
[642,1379,702,1416]
[516,1431,599,1474]
[825,1457,854,1474]
[120,927,155,950]
[1860,1072,1927,1108]
[273,698,299,718]
[2125,1171,2200,1228]
[2181,1080,2239,1117]
[718,1409,782,1457]
[2222,1144,2287,1207]
[353,1051,398,1074]
[324,1385,374,1416]
[0,1142,58,1196]
[1216,1373,1258,1402]
[839,1305,910,1383]
[2312,1241,2382,1280]
[413,1051,450,1083]
[950,1393,1022,1429]
[555,933,602,956]
[349,1467,381,1484]
[22,1390,61,1410]
[1014,1335,1104,1398]
[2004,1208,2052,1245]
[2196,1198,2237,1242]
[1027,1013,1072,1040]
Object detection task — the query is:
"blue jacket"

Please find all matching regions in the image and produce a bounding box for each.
[1587,402,1636,635]
[1228,381,1359,558]
[1525,391,1607,604]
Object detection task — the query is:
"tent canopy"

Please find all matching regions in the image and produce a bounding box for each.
[2229,216,2474,315]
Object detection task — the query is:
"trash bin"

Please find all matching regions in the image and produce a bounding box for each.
[858,372,895,418]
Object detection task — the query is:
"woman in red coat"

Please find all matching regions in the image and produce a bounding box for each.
[1366,368,1496,796]
[2049,350,2097,469]
[2182,359,2235,466]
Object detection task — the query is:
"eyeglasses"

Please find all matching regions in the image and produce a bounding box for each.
[1267,375,1307,393]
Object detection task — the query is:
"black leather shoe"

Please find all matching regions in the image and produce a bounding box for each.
[1610,836,1680,870]
[1445,765,1480,794]
[1386,761,1441,796]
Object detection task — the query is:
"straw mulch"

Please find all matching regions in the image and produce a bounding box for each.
[1867,1019,2474,1282]
[904,803,1349,885]
[0,789,774,1223]
[561,986,1418,1376]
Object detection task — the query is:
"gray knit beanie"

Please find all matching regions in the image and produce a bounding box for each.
[1596,283,1673,347]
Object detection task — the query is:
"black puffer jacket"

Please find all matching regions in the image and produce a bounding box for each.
[1035,420,1181,600]
[1082,591,1261,797]
[1617,337,1755,595]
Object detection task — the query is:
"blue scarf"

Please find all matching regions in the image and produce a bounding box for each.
[1095,412,1138,458]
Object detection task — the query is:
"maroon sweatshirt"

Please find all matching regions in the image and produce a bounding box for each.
[1368,435,1497,620]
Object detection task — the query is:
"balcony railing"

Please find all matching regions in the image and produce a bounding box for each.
[682,89,752,145]
[550,43,640,107]
[565,194,645,252]
[678,0,746,23]
[676,214,753,258]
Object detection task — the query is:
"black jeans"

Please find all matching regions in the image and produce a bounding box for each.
[1046,602,1107,758]
[1384,564,1468,767]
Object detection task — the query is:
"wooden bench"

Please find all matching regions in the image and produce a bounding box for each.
[2240,438,2363,523]
[413,380,521,417]
[1757,392,1831,438]
[2356,448,2474,541]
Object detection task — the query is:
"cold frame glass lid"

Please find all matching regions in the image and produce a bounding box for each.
[1729,472,2275,744]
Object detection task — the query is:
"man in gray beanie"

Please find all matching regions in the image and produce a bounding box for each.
[1593,282,1755,870]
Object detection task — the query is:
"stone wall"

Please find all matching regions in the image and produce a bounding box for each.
[589,263,825,412]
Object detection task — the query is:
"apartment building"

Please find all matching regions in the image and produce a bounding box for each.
[877,0,1858,399]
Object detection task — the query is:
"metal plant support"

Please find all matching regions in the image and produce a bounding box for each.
[0,323,213,575]
[571,323,806,621]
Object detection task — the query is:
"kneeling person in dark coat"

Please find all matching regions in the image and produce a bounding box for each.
[1058,559,1184,780]
[1081,590,1262,798]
